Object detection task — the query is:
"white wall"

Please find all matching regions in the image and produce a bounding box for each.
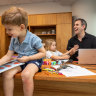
[72,0,96,36]
[0,2,71,15]
[0,0,95,36]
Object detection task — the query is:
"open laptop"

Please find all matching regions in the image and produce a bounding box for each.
[78,49,96,64]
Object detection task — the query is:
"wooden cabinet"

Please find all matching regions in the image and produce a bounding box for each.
[0,17,1,26]
[28,25,56,45]
[0,12,72,58]
[0,17,10,58]
[57,13,72,24]
[28,14,57,26]
[0,25,6,58]
[56,24,72,53]
[28,12,72,53]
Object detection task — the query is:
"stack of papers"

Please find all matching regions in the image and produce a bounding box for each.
[52,64,96,77]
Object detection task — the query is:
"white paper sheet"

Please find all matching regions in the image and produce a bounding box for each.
[52,64,96,77]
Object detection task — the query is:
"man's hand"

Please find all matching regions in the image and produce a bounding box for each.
[70,45,79,55]
[74,45,79,50]
[17,56,29,63]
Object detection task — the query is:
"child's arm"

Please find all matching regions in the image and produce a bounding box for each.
[62,45,79,56]
[46,51,70,60]
[17,47,46,62]
[62,48,73,56]
[50,55,70,61]
[0,50,14,66]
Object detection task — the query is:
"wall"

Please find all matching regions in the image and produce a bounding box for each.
[72,0,96,36]
[0,0,95,36]
[0,2,71,15]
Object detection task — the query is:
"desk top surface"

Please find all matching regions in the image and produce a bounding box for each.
[15,63,96,83]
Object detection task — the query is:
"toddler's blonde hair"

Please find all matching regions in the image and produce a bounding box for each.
[45,39,56,51]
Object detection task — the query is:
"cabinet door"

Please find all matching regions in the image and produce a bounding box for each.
[56,24,72,53]
[28,14,56,26]
[57,13,72,24]
[0,25,6,58]
[0,17,1,26]
[28,15,30,26]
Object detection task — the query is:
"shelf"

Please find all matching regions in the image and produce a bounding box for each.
[28,25,56,44]
[37,34,56,36]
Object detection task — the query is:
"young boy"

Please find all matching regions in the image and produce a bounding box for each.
[0,7,46,96]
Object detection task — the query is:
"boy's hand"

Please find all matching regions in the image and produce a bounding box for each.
[17,56,29,63]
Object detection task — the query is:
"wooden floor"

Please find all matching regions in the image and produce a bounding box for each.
[1,64,96,96]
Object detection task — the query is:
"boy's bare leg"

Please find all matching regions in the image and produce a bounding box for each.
[21,64,38,96]
[2,66,21,96]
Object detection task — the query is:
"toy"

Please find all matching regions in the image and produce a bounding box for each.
[51,61,56,65]
[42,68,55,71]
[43,59,69,66]
[43,59,52,65]
[56,60,72,71]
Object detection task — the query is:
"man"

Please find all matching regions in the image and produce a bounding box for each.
[67,18,96,61]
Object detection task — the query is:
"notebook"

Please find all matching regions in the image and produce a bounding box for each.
[78,49,96,64]
[0,60,25,73]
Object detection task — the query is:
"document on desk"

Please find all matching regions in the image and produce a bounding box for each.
[52,64,96,77]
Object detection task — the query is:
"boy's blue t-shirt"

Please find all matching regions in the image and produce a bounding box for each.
[9,30,43,58]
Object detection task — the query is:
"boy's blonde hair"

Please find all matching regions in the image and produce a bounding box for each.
[1,7,28,29]
[45,39,56,51]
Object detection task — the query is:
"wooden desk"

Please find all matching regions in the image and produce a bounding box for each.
[0,64,96,96]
